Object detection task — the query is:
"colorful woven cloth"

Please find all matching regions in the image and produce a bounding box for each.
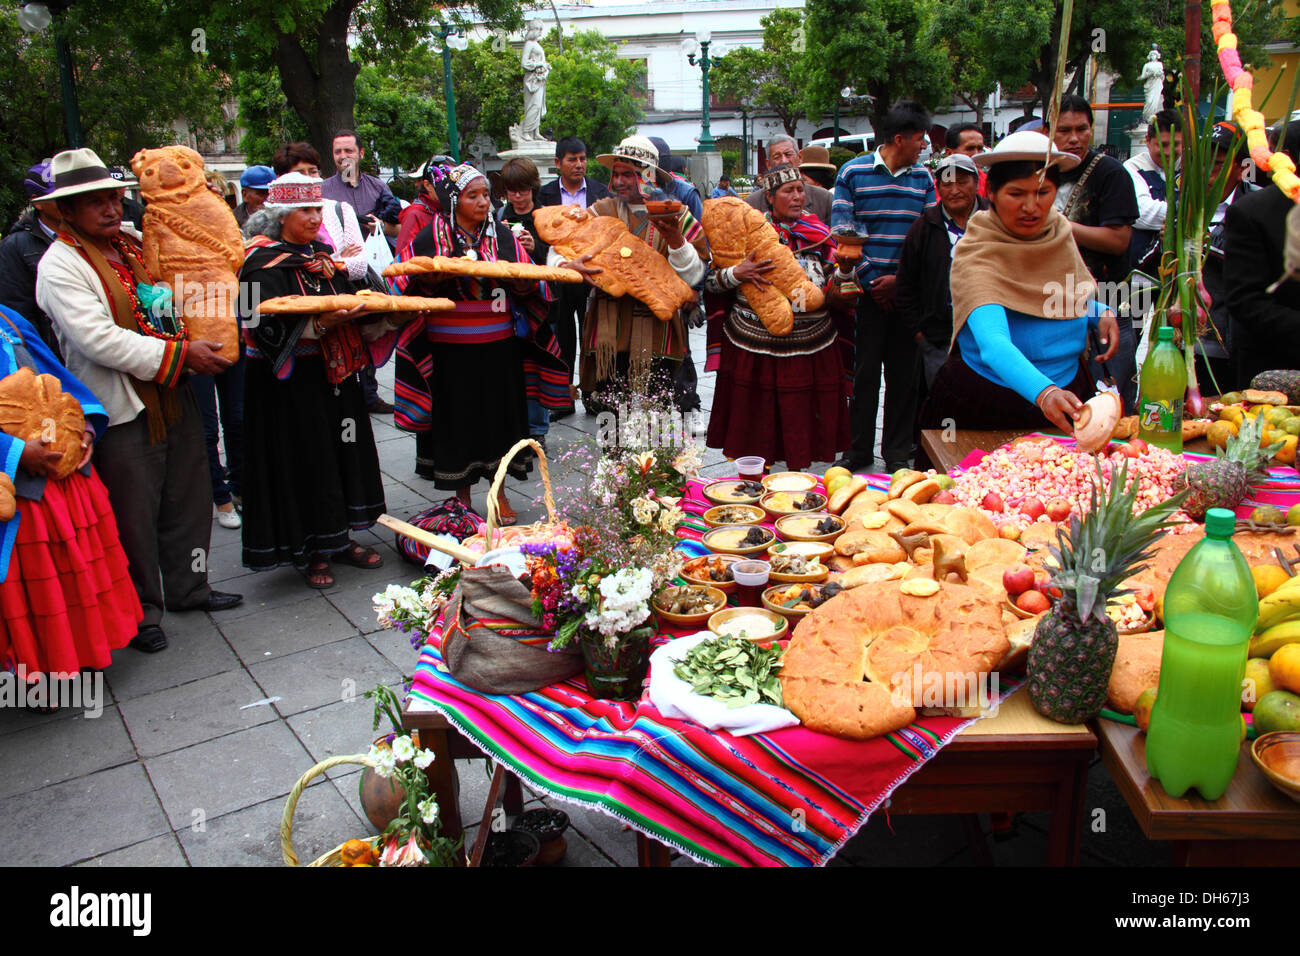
[409,472,1007,867]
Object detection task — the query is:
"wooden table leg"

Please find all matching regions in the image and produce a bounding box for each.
[1045,761,1087,866]
[635,831,673,867]
[503,772,525,815]
[962,815,994,866]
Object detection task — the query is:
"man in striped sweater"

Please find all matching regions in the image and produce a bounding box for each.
[832,100,936,472]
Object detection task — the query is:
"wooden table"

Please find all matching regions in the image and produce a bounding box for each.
[404,684,1098,867]
[919,428,1214,475]
[1097,719,1300,865]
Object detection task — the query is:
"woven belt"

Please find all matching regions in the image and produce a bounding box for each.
[426,300,514,344]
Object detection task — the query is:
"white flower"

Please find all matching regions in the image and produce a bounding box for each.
[390,735,416,764]
[634,451,656,473]
[672,444,702,477]
[418,796,440,826]
[368,743,397,779]
[570,583,590,603]
[584,567,654,637]
[631,496,658,526]
[658,505,684,533]
[413,749,436,771]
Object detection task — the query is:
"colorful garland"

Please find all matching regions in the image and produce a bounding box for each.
[1214,0,1300,200]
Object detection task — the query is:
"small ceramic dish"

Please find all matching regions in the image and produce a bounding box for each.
[702,479,766,506]
[702,524,776,556]
[760,490,827,520]
[680,553,741,593]
[707,606,789,643]
[702,504,766,528]
[775,511,845,544]
[1251,732,1300,804]
[654,585,728,627]
[761,471,819,493]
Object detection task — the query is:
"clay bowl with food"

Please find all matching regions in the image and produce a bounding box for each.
[759,490,827,521]
[702,503,766,528]
[643,199,683,215]
[762,580,846,620]
[767,545,831,583]
[702,479,767,506]
[702,523,776,556]
[1108,598,1155,635]
[654,584,728,627]
[707,606,789,644]
[680,553,741,594]
[775,511,845,544]
[761,471,820,494]
[1251,732,1300,804]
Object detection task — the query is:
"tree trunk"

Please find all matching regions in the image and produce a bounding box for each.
[273,0,360,176]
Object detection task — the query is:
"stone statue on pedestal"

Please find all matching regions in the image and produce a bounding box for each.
[509,20,552,148]
[1140,48,1164,125]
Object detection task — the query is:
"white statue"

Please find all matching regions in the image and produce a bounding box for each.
[1140,47,1164,124]
[510,20,551,147]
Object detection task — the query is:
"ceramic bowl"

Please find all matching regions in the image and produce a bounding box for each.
[706,606,789,643]
[759,490,827,521]
[702,523,776,556]
[761,471,820,493]
[680,553,741,593]
[1251,731,1300,804]
[654,585,728,627]
[702,479,766,506]
[702,504,766,528]
[775,511,845,544]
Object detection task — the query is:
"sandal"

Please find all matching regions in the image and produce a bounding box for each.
[495,496,517,527]
[334,541,384,569]
[304,559,335,590]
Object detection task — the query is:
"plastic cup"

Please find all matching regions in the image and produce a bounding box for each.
[736,456,766,482]
[732,560,771,607]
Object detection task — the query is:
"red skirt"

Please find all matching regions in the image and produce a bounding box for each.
[707,336,852,471]
[0,468,142,678]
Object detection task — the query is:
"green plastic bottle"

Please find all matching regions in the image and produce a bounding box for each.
[1137,325,1186,453]
[1145,509,1258,801]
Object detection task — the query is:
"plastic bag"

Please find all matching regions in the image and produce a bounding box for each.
[364,227,394,274]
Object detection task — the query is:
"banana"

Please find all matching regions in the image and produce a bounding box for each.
[1249,620,1300,658]
[1253,584,1300,633]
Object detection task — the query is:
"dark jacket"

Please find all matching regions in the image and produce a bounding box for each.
[894,197,989,347]
[1224,184,1300,385]
[537,176,610,207]
[0,208,59,352]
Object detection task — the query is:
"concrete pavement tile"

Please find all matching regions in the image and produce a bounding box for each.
[326,578,389,632]
[0,764,170,867]
[145,720,316,829]
[105,616,239,702]
[249,637,402,717]
[118,670,280,758]
[364,626,422,673]
[179,780,367,867]
[220,595,358,662]
[0,705,134,800]
[74,834,188,867]
[286,698,380,775]
[555,803,639,867]
[209,569,322,621]
[549,828,615,867]
[0,675,98,737]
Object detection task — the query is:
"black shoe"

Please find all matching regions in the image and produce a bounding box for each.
[129,625,168,653]
[885,461,913,472]
[367,399,395,414]
[832,455,872,473]
[550,406,576,422]
[195,590,244,612]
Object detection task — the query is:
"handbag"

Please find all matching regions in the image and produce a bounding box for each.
[395,497,484,567]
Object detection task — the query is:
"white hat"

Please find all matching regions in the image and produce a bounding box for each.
[44,148,124,202]
[974,130,1080,172]
[596,135,670,179]
[934,153,980,177]
[264,172,325,209]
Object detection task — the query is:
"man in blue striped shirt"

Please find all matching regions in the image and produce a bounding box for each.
[832,100,937,471]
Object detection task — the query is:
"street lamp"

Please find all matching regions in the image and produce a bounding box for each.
[683,29,717,153]
[438,24,469,162]
[18,1,83,148]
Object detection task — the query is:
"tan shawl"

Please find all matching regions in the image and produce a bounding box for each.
[949,207,1097,347]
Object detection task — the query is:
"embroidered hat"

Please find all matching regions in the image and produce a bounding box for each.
[762,164,804,192]
[43,148,125,202]
[597,135,670,180]
[239,165,275,189]
[264,172,325,209]
[974,129,1079,172]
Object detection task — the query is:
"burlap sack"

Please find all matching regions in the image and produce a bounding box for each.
[442,563,583,695]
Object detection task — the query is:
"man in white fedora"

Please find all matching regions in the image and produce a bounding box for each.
[35,147,243,653]
[547,134,710,404]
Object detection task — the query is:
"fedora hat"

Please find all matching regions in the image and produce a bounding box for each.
[44,148,125,202]
[596,135,670,179]
[798,145,838,172]
[973,130,1079,171]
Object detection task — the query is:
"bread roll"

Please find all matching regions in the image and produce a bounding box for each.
[0,367,86,479]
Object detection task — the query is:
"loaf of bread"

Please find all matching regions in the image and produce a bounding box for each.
[533,204,697,322]
[700,196,826,336]
[131,146,244,358]
[781,580,1008,739]
[0,367,86,479]
[256,291,454,314]
[1107,631,1164,714]
[0,472,14,522]
[382,255,583,283]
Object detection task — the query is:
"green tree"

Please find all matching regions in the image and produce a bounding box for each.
[803,0,954,133]
[234,67,310,165]
[537,28,644,157]
[711,8,809,136]
[1148,0,1285,102]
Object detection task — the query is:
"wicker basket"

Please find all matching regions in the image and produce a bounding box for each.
[281,753,383,867]
[482,437,561,551]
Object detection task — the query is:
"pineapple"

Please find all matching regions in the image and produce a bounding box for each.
[1250,370,1300,405]
[1027,461,1187,724]
[1182,414,1282,520]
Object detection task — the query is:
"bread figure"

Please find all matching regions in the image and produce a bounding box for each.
[0,472,15,522]
[131,146,244,358]
[0,367,87,479]
[700,196,826,336]
[532,204,696,321]
[382,256,582,283]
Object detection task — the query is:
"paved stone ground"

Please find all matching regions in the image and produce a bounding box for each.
[0,325,1164,867]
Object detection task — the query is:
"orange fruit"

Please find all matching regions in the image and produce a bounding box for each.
[1275,435,1299,465]
[1269,643,1300,694]
[339,839,374,867]
[1252,564,1291,599]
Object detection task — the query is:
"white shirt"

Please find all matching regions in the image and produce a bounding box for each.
[1123,149,1173,232]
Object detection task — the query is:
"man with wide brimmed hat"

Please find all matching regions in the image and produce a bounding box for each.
[0,160,63,351]
[35,146,243,652]
[546,134,711,402]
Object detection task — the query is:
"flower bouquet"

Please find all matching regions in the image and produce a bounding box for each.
[372,568,461,654]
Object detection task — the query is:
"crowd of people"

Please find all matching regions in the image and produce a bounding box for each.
[2,96,1297,693]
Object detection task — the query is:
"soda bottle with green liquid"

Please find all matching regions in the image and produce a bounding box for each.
[1137,325,1186,453]
[1145,508,1258,801]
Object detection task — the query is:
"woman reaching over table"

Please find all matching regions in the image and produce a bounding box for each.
[239,173,413,590]
[704,164,856,470]
[918,130,1121,445]
[392,163,568,524]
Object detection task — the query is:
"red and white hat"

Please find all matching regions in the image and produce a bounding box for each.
[265,172,324,209]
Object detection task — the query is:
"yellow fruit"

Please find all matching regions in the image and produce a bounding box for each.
[1255,403,1275,416]
[1134,688,1157,733]
[825,474,851,496]
[1251,505,1286,525]
[1253,690,1300,734]
[1276,435,1299,465]
[1252,564,1292,598]
[1265,407,1293,427]
[823,466,851,486]
[1243,658,1277,712]
[1289,503,1300,527]
[1270,643,1300,693]
[1219,405,1245,426]
[1286,418,1300,437]
[1207,420,1237,449]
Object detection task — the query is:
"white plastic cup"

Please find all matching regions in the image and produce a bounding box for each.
[735,456,766,481]
[732,560,771,607]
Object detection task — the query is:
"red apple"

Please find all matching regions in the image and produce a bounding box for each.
[1045,498,1072,522]
[1016,590,1051,614]
[1020,498,1045,520]
[981,492,1004,513]
[1135,587,1155,613]
[1002,565,1035,597]
[1127,438,1149,456]
[934,490,957,505]
[999,523,1023,541]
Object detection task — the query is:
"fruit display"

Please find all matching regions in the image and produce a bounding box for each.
[1027,461,1188,724]
[1206,393,1298,464]
[1184,415,1285,519]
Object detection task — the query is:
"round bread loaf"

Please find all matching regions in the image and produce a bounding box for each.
[780,580,1010,739]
